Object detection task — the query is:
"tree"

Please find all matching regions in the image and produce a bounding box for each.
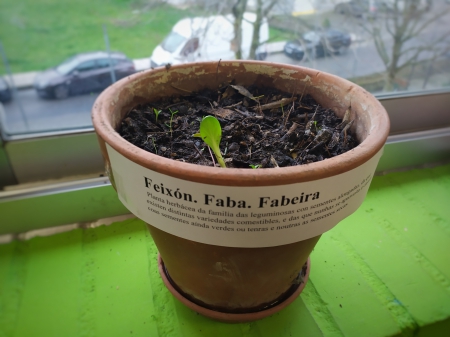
[192,0,286,60]
[248,0,278,59]
[357,0,450,90]
[231,0,249,59]
[177,0,288,60]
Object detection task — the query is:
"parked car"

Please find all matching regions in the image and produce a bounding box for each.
[0,77,12,103]
[34,51,136,99]
[334,1,366,17]
[376,0,431,13]
[334,0,378,17]
[150,13,268,68]
[283,29,352,61]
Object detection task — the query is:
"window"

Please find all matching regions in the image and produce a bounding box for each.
[161,31,188,53]
[56,56,80,75]
[97,59,117,68]
[0,0,449,190]
[181,38,200,56]
[75,60,97,72]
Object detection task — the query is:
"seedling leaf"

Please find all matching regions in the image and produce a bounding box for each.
[153,108,161,122]
[194,116,226,168]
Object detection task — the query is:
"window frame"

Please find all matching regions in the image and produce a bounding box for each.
[1,87,449,187]
[0,86,449,236]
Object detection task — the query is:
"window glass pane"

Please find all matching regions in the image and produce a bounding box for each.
[0,0,449,137]
[161,32,188,53]
[56,56,79,75]
[97,59,115,68]
[76,60,98,72]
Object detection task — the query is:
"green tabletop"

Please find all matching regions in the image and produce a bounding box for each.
[1,164,450,337]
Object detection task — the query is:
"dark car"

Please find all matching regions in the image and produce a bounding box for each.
[0,77,12,103]
[283,29,352,61]
[334,0,380,17]
[334,1,367,17]
[34,51,136,99]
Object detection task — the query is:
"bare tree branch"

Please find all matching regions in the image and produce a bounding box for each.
[356,0,450,90]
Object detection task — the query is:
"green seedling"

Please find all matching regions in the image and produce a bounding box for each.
[153,108,161,122]
[193,116,226,168]
[165,108,178,132]
[249,164,261,169]
[151,137,158,153]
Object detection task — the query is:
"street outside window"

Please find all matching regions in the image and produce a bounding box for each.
[0,0,449,138]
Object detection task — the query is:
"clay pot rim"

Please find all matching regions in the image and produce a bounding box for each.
[92,60,390,186]
[157,254,311,323]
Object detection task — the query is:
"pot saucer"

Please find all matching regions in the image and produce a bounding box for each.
[157,254,311,323]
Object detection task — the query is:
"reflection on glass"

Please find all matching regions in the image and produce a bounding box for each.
[0,0,449,137]
[161,32,187,53]
[56,56,79,75]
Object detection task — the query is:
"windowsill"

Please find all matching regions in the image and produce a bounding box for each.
[1,88,449,190]
[1,122,450,235]
[0,163,449,336]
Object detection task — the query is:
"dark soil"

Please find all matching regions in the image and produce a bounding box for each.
[118,83,359,168]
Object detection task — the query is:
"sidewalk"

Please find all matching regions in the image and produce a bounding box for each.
[4,71,40,90]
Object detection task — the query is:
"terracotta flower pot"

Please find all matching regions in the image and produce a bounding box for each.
[92,61,390,321]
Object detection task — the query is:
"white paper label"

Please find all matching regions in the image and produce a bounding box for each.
[107,144,382,247]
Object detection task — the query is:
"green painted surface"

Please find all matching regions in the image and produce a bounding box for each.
[0,164,449,337]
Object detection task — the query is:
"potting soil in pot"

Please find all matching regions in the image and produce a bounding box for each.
[118,84,359,168]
